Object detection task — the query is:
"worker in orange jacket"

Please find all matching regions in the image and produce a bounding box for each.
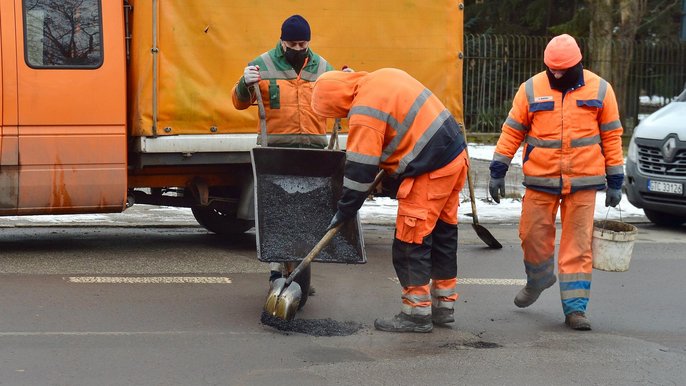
[311,68,469,333]
[489,34,624,330]
[232,15,334,148]
[232,15,335,291]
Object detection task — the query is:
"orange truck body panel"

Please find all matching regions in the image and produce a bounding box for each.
[0,0,463,217]
[2,0,127,215]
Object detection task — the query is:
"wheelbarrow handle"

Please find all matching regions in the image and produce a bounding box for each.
[253,84,268,147]
[327,118,342,150]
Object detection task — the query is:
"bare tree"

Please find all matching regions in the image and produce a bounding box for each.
[25,0,101,66]
[587,0,647,128]
[588,0,614,79]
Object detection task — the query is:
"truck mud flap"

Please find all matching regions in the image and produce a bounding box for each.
[251,147,366,264]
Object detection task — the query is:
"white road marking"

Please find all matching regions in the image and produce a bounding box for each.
[389,277,527,286]
[66,276,232,284]
[0,331,261,337]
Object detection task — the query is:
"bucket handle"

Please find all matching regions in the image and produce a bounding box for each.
[599,203,624,237]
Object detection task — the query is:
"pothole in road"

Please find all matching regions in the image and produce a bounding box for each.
[441,341,502,349]
[261,312,363,336]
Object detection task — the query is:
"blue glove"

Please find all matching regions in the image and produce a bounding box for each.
[326,210,350,231]
[489,177,506,204]
[605,188,622,207]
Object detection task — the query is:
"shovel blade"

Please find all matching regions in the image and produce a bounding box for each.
[273,282,302,321]
[263,278,302,321]
[472,224,503,249]
[264,278,286,315]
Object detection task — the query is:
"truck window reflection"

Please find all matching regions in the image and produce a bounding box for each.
[23,0,103,68]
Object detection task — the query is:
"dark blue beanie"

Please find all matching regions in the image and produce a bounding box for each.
[280,15,311,41]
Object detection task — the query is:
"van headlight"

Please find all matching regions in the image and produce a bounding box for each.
[627,135,638,162]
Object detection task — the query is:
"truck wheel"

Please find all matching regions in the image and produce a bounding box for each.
[191,206,253,235]
[643,209,686,227]
[285,263,311,310]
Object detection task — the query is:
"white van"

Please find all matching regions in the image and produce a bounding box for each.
[624,86,686,226]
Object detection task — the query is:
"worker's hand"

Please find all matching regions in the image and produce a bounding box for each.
[243,65,260,86]
[488,177,506,204]
[342,65,354,73]
[326,211,350,231]
[605,188,622,207]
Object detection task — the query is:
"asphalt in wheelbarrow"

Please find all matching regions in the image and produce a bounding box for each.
[256,174,363,263]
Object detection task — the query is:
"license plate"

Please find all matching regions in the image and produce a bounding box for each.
[648,180,683,195]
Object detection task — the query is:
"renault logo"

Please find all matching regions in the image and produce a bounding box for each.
[662,137,677,163]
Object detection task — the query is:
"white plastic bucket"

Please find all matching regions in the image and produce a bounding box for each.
[592,220,638,272]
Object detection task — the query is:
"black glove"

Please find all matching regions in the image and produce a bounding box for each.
[489,177,506,204]
[326,210,350,231]
[605,188,622,207]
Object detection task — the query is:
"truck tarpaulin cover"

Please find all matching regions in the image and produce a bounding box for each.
[128,0,463,137]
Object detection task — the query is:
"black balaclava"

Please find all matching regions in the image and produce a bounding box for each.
[546,62,583,91]
[284,46,309,74]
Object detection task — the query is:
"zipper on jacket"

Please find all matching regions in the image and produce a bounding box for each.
[295,56,310,136]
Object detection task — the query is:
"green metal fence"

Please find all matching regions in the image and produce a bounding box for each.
[463,34,686,135]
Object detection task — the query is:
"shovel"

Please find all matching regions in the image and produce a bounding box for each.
[460,125,502,249]
[264,169,386,321]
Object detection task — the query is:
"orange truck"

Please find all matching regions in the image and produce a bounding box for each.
[0,0,463,235]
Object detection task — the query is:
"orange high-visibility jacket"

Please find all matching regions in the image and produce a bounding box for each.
[492,69,624,194]
[232,43,333,148]
[311,68,466,217]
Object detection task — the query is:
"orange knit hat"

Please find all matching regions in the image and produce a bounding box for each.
[544,34,582,70]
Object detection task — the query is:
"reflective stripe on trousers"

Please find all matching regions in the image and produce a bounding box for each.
[519,189,595,314]
[400,279,458,316]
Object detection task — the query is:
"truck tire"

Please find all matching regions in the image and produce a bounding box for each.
[643,209,686,227]
[191,206,254,235]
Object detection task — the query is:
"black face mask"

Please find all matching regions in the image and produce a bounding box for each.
[284,47,308,73]
[546,62,583,91]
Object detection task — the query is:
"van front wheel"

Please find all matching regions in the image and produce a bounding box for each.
[643,209,686,227]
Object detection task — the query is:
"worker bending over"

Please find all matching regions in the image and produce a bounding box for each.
[311,68,469,333]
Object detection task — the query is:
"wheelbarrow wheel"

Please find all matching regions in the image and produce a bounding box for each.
[285,263,311,310]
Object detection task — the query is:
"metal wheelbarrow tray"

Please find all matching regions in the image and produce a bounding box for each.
[251,147,366,264]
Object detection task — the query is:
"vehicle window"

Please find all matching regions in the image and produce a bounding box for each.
[677,87,686,102]
[23,0,103,68]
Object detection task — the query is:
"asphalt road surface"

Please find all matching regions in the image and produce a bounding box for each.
[0,219,684,385]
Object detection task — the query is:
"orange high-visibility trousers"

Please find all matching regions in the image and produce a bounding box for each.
[519,188,595,314]
[393,152,468,316]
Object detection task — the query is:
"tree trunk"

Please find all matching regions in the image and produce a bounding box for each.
[587,0,613,80]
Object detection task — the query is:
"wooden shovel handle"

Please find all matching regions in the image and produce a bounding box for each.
[459,123,480,224]
[285,224,341,285]
[284,169,386,284]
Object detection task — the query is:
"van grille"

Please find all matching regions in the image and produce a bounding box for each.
[637,144,686,177]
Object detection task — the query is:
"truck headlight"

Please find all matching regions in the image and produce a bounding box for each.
[627,136,638,162]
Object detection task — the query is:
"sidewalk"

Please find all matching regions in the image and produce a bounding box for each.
[0,158,648,228]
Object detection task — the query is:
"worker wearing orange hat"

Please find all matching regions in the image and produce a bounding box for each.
[312,68,469,333]
[488,34,624,330]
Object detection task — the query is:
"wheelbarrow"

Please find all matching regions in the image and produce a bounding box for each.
[251,147,368,313]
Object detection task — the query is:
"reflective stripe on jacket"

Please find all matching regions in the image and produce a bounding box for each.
[311,68,466,217]
[492,69,624,194]
[232,43,333,148]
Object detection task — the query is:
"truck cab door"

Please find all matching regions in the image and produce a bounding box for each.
[14,0,127,214]
[0,0,20,214]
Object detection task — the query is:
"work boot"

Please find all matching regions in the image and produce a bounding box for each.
[374,313,433,333]
[565,312,592,331]
[268,270,282,287]
[431,307,455,324]
[514,276,557,308]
